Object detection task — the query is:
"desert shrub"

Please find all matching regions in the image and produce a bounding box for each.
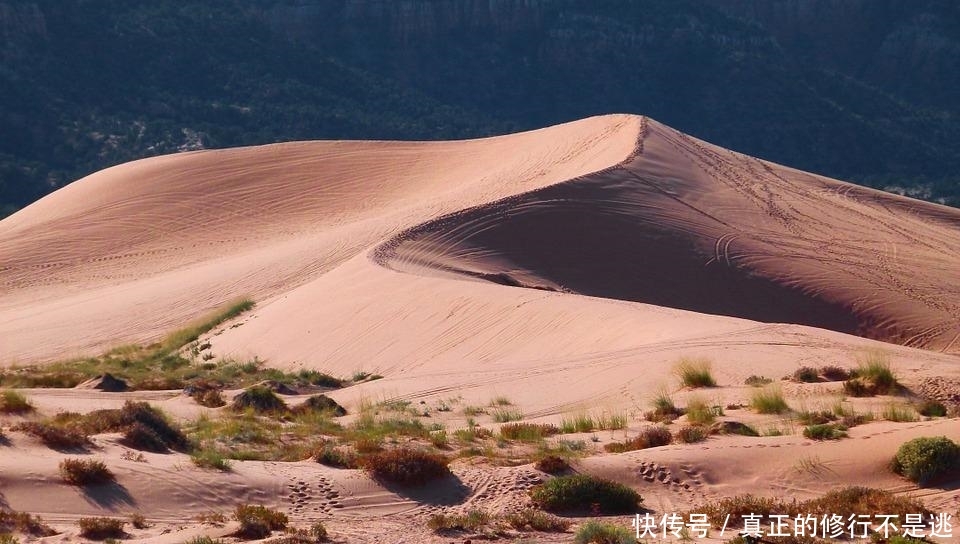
[560,413,596,433]
[604,425,672,453]
[362,447,450,485]
[121,422,168,453]
[803,486,930,519]
[190,385,226,408]
[688,494,791,527]
[676,425,708,443]
[530,474,641,514]
[684,396,716,425]
[232,386,288,414]
[844,353,898,396]
[573,520,637,544]
[0,534,18,544]
[744,375,772,387]
[882,403,918,422]
[0,510,57,536]
[504,509,570,532]
[751,386,789,414]
[0,390,33,414]
[499,422,559,441]
[535,455,570,474]
[820,365,851,381]
[427,510,491,533]
[296,370,343,388]
[676,358,716,388]
[710,421,760,437]
[309,522,329,542]
[491,408,523,423]
[803,424,847,440]
[59,458,115,485]
[129,512,148,529]
[916,400,947,417]
[313,443,358,469]
[77,517,125,540]
[429,430,449,449]
[293,395,346,417]
[892,436,960,484]
[796,410,837,425]
[234,504,288,539]
[12,422,90,450]
[191,448,232,471]
[185,537,224,544]
[792,367,820,383]
[118,402,190,451]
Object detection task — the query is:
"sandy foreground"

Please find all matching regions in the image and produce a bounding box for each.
[1,115,959,543]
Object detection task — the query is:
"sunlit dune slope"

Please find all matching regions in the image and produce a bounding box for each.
[1,114,959,368]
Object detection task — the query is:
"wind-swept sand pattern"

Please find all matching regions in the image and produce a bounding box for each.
[2,115,960,542]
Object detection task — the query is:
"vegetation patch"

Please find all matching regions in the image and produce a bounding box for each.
[882,403,919,423]
[803,423,847,440]
[573,520,636,544]
[684,396,718,425]
[843,352,898,396]
[530,474,641,514]
[361,447,451,485]
[604,425,672,453]
[675,358,717,388]
[499,422,559,441]
[534,455,570,474]
[751,386,790,414]
[233,504,288,540]
[313,443,358,469]
[191,447,232,471]
[676,425,708,443]
[820,365,851,381]
[647,389,683,422]
[892,436,960,485]
[77,517,125,540]
[0,510,57,536]
[59,458,115,485]
[231,386,288,414]
[744,375,772,387]
[293,395,346,417]
[0,390,33,414]
[792,367,820,383]
[12,422,90,450]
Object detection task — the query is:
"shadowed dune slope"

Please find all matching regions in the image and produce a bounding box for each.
[378,118,960,352]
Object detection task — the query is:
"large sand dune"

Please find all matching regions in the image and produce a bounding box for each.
[2,115,960,542]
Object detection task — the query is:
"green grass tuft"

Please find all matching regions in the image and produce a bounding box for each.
[675,358,717,388]
[0,390,33,414]
[750,386,790,414]
[530,474,642,514]
[892,436,960,485]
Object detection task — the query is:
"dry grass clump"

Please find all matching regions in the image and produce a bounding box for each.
[530,474,641,514]
[843,352,898,396]
[499,422,559,441]
[59,458,115,485]
[750,386,790,414]
[573,520,635,544]
[503,509,570,532]
[313,443,359,469]
[534,455,571,474]
[188,381,226,407]
[882,403,919,422]
[191,448,232,471]
[233,504,288,539]
[361,447,451,485]
[0,390,33,414]
[646,388,682,422]
[77,517,125,540]
[0,510,57,536]
[675,358,717,388]
[820,365,851,381]
[684,396,717,425]
[12,422,90,450]
[792,367,820,383]
[892,436,960,485]
[802,423,847,440]
[744,375,773,387]
[231,385,288,414]
[292,394,346,417]
[676,425,709,443]
[604,425,672,453]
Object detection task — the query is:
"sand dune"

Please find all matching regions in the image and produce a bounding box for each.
[2,115,960,542]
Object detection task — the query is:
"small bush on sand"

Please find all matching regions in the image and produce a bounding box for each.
[59,458,115,485]
[675,358,716,388]
[0,390,33,414]
[535,455,571,474]
[751,386,789,414]
[803,424,847,441]
[427,510,491,533]
[844,352,898,396]
[184,537,224,544]
[233,504,288,539]
[892,436,960,485]
[604,425,672,453]
[293,395,346,417]
[499,422,559,441]
[191,448,232,471]
[232,386,288,414]
[676,425,708,443]
[191,386,226,408]
[646,389,682,422]
[129,512,149,529]
[313,443,358,469]
[0,509,57,536]
[917,400,947,417]
[0,534,19,544]
[820,365,851,381]
[362,447,450,485]
[77,517,125,540]
[573,520,637,544]
[504,509,570,532]
[12,422,90,450]
[684,396,716,425]
[792,367,820,383]
[882,403,918,423]
[530,474,641,514]
[744,375,772,387]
